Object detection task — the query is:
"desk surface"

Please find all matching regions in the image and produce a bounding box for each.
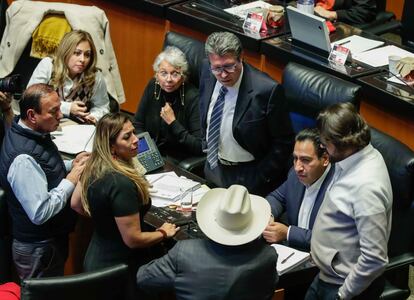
[261,23,380,80]
[108,0,187,17]
[167,0,287,52]
[358,72,414,118]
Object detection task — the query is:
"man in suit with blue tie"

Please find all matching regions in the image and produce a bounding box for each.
[200,31,294,196]
[263,128,334,251]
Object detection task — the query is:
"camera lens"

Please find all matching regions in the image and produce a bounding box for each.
[0,75,22,94]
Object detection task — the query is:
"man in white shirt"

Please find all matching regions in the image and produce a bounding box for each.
[199,31,293,196]
[306,102,392,300]
[0,83,88,279]
[263,128,333,251]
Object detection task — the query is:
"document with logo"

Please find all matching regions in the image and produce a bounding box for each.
[271,244,310,275]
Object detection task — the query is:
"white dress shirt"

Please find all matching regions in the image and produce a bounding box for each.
[206,66,255,163]
[7,120,74,225]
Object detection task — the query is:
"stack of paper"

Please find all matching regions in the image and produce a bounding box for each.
[331,35,384,55]
[271,244,310,275]
[353,45,414,67]
[146,172,208,207]
[52,124,95,154]
[224,0,271,20]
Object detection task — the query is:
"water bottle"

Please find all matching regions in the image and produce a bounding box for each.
[297,0,314,15]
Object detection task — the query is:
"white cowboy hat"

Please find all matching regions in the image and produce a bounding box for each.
[196,185,271,246]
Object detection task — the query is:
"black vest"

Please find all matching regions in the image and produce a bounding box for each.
[0,118,76,242]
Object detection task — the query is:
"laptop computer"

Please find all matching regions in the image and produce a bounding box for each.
[286,6,331,56]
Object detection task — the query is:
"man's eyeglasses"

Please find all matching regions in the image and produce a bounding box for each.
[210,62,238,75]
[157,71,182,80]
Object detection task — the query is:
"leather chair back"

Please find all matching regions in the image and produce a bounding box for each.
[282,62,361,133]
[370,127,414,257]
[163,31,206,88]
[20,264,129,300]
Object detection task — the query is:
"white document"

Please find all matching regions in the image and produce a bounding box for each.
[331,35,384,55]
[353,45,414,67]
[52,124,95,154]
[271,244,310,275]
[224,0,271,20]
[148,173,201,202]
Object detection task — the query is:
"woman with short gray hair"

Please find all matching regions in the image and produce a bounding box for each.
[133,46,202,162]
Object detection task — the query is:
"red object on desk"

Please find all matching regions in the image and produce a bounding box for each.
[326,21,336,33]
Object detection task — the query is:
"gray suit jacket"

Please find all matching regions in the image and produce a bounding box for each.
[137,238,278,300]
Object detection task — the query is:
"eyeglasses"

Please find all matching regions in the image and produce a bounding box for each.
[157,71,183,80]
[210,62,239,75]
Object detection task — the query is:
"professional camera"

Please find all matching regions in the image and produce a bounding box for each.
[0,75,22,94]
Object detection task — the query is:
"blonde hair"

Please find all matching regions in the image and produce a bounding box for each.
[50,30,98,92]
[80,113,150,216]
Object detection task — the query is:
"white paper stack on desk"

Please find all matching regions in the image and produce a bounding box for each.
[331,35,384,56]
[52,124,95,154]
[271,244,310,275]
[146,172,209,207]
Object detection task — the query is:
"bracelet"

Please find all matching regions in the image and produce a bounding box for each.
[156,228,167,239]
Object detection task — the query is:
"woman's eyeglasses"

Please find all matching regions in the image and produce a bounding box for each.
[157,71,183,80]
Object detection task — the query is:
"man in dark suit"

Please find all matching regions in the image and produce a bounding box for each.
[199,31,293,196]
[263,128,334,251]
[136,185,278,300]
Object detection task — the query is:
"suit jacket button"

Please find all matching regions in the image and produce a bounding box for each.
[100,49,104,55]
[7,42,10,47]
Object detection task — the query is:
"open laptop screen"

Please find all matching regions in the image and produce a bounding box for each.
[287,6,331,55]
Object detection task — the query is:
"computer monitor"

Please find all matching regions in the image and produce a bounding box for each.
[286,6,331,55]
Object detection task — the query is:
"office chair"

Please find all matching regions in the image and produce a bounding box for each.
[364,0,413,51]
[162,31,206,176]
[20,264,129,300]
[282,62,361,133]
[370,128,414,299]
[357,0,395,34]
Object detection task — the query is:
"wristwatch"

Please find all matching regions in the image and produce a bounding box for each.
[335,291,344,300]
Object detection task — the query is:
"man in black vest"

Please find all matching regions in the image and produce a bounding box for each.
[0,83,88,279]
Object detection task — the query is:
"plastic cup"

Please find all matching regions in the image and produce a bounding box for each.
[388,55,401,76]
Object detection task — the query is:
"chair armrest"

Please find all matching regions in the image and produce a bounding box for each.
[386,252,414,272]
[178,155,206,172]
[363,20,401,35]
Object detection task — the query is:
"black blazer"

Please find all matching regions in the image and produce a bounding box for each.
[133,78,203,159]
[266,165,335,250]
[199,61,294,192]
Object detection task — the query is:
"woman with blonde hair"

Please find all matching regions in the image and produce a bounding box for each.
[28,30,109,123]
[71,113,178,298]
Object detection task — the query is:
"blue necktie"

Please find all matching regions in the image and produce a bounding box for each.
[207,86,228,169]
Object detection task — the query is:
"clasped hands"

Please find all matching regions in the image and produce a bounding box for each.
[160,103,176,125]
[70,101,96,124]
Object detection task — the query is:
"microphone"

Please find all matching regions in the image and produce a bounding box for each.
[381,67,414,93]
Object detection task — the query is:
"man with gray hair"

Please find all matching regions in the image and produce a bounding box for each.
[306,102,392,300]
[199,31,293,196]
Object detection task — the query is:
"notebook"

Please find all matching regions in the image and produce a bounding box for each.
[271,243,310,275]
[286,6,331,55]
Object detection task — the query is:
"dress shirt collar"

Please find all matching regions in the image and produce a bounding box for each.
[18,118,33,131]
[336,144,374,173]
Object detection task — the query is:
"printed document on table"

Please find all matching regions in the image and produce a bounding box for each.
[353,45,414,67]
[52,124,95,154]
[271,244,310,275]
[224,0,271,20]
[331,35,384,55]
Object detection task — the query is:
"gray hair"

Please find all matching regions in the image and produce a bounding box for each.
[153,46,189,79]
[205,32,242,59]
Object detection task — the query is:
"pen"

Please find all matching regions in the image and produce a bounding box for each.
[281,252,295,264]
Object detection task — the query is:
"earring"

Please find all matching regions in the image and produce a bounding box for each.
[154,80,161,101]
[180,82,185,106]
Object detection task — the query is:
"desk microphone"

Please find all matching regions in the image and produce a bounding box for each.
[381,67,414,94]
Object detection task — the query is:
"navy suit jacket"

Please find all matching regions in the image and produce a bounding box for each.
[199,60,294,194]
[266,164,335,251]
[137,238,278,300]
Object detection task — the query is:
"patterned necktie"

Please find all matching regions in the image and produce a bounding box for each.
[207,86,228,169]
